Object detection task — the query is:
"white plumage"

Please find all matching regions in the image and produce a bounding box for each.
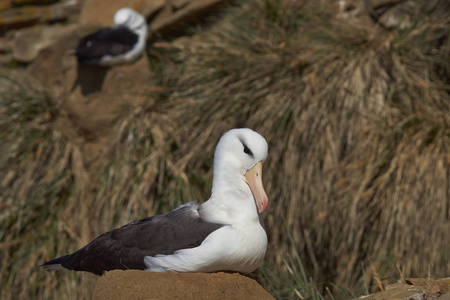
[144,128,269,273]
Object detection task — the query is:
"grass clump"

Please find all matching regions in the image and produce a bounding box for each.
[0,73,80,299]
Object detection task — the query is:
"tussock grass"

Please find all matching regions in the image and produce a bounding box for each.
[0,72,81,299]
[0,0,449,299]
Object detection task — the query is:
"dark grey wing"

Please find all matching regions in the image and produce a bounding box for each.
[42,204,225,275]
[76,26,139,64]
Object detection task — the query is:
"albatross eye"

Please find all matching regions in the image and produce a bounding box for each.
[243,143,253,157]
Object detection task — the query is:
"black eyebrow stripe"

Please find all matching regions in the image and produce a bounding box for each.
[240,139,254,157]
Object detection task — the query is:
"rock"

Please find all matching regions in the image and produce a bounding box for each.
[350,283,425,300]
[376,0,415,29]
[78,0,164,28]
[0,0,81,30]
[92,270,275,300]
[61,54,151,142]
[406,278,450,298]
[0,35,13,53]
[1,0,58,8]
[78,0,232,42]
[13,23,77,62]
[148,0,232,41]
[351,279,450,300]
[369,0,405,9]
[359,0,417,29]
[27,26,79,97]
[140,0,166,19]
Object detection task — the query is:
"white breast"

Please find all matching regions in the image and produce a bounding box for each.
[144,222,267,273]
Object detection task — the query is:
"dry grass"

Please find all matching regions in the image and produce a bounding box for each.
[0,72,81,299]
[0,0,449,299]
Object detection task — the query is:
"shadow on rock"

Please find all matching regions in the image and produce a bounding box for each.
[72,64,110,95]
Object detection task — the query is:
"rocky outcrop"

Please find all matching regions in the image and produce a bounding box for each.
[1,0,232,63]
[147,0,232,41]
[77,0,163,28]
[351,278,450,300]
[4,0,233,168]
[92,270,275,300]
[13,23,77,62]
[0,0,81,30]
[77,0,233,41]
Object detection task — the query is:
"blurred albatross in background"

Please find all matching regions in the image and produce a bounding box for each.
[42,128,269,275]
[75,8,148,66]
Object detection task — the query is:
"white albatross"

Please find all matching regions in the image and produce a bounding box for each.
[75,8,148,66]
[42,128,269,275]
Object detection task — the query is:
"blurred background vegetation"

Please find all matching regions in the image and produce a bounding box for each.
[0,0,449,299]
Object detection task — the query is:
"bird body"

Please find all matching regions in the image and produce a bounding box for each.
[42,128,269,275]
[76,8,148,66]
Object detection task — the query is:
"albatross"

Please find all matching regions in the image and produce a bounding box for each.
[42,128,269,275]
[75,8,148,66]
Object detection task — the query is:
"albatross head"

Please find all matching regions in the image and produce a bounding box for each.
[212,128,269,213]
[114,8,147,32]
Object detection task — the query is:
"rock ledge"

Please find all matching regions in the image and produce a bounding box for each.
[93,270,275,300]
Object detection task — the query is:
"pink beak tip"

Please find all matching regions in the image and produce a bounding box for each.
[259,196,269,213]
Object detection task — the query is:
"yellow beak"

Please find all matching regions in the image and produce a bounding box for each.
[245,162,268,213]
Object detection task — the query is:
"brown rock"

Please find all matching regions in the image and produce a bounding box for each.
[139,0,166,19]
[78,0,163,27]
[148,0,231,41]
[369,0,405,10]
[62,55,151,142]
[0,0,80,29]
[27,26,79,98]
[364,0,416,29]
[351,283,425,300]
[0,0,11,12]
[406,278,449,298]
[13,23,77,62]
[4,0,59,6]
[0,36,13,53]
[76,0,233,44]
[92,270,275,300]
[170,0,191,9]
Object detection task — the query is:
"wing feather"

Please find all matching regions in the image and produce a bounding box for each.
[75,26,139,64]
[43,203,225,275]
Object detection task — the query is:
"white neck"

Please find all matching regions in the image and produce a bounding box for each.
[132,23,148,40]
[199,158,260,225]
